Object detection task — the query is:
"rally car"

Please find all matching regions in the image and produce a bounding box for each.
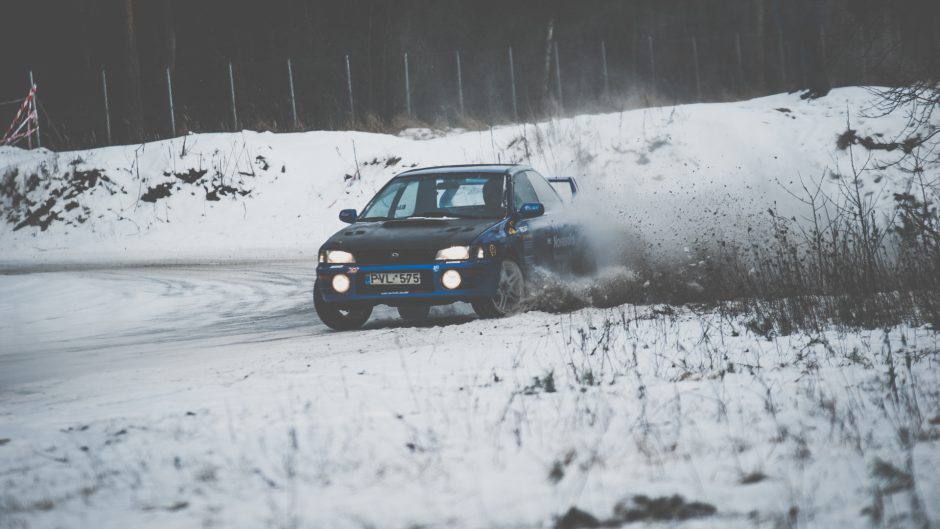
[313,164,588,330]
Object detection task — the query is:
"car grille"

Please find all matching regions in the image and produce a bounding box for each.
[355,249,437,265]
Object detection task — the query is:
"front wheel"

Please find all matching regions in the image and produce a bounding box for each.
[314,281,372,331]
[472,259,525,318]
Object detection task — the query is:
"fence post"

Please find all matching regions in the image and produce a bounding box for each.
[404,52,412,118]
[632,37,639,95]
[166,67,176,136]
[648,35,657,87]
[456,50,464,116]
[735,32,745,93]
[28,70,39,148]
[600,40,610,98]
[101,69,112,145]
[553,41,563,112]
[508,46,518,120]
[345,54,355,123]
[287,58,298,129]
[691,36,702,101]
[859,27,869,85]
[228,62,238,130]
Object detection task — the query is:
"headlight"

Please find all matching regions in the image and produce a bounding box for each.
[441,270,462,290]
[319,250,356,264]
[332,274,351,293]
[436,246,471,261]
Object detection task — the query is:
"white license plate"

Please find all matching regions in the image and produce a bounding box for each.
[365,272,422,286]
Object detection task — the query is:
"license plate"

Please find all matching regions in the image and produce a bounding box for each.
[365,272,422,286]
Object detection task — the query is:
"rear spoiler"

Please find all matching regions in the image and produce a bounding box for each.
[548,177,579,197]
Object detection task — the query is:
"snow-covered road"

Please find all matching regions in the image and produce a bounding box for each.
[1,262,316,388]
[0,262,482,388]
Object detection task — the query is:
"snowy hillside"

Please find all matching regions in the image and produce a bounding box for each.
[0,87,921,266]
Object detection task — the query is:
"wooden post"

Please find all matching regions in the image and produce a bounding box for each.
[600,40,610,98]
[404,52,412,118]
[648,35,657,87]
[28,71,39,148]
[166,67,176,136]
[508,47,518,120]
[553,41,563,112]
[345,54,355,123]
[287,58,298,129]
[735,33,745,93]
[102,69,112,144]
[456,50,465,116]
[228,62,238,130]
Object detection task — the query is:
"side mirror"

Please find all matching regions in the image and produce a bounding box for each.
[518,202,545,219]
[338,209,358,224]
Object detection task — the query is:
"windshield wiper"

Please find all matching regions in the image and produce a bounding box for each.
[412,210,493,219]
[411,209,454,218]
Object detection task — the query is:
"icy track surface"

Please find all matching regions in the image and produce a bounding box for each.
[2,263,939,529]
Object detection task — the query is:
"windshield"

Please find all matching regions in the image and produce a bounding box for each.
[359,173,506,220]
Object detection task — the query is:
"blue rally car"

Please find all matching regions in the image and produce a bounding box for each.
[314,164,588,330]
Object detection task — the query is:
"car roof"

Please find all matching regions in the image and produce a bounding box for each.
[396,164,530,177]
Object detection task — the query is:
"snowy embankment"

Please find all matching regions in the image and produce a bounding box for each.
[0,87,917,266]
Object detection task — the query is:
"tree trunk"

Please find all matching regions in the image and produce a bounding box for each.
[120,0,144,142]
[802,7,830,98]
[752,0,767,91]
[163,0,176,72]
[541,17,555,110]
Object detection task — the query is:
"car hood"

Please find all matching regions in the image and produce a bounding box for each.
[322,217,501,252]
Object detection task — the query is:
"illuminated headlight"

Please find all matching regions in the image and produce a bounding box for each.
[332,273,351,293]
[441,270,462,290]
[320,250,356,264]
[436,246,470,261]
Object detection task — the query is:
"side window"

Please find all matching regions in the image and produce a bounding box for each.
[512,173,539,212]
[392,180,418,218]
[364,181,405,218]
[526,171,564,212]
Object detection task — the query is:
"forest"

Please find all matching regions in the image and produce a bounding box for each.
[2,0,938,148]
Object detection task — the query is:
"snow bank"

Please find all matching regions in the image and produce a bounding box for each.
[0,87,922,267]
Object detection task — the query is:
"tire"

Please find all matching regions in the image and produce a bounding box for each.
[313,280,372,331]
[472,258,525,318]
[398,305,431,321]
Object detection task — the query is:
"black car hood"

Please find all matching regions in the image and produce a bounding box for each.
[323,217,500,252]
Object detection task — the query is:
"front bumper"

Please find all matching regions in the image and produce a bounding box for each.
[316,260,499,307]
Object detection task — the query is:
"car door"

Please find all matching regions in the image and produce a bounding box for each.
[526,170,574,274]
[511,172,555,271]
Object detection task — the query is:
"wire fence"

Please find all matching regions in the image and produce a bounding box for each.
[3,30,878,151]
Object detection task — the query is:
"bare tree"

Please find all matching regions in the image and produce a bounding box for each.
[120,0,144,142]
[541,16,555,111]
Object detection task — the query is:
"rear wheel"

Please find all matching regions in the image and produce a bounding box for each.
[472,259,525,318]
[313,281,372,331]
[398,305,431,322]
